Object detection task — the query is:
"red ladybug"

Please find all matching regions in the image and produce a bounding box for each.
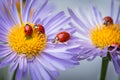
[24,24,33,36]
[103,16,113,26]
[34,24,45,34]
[108,43,120,51]
[53,31,70,43]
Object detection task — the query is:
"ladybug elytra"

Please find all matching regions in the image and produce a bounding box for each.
[108,43,120,51]
[34,24,45,34]
[24,24,33,36]
[103,16,113,26]
[53,31,70,44]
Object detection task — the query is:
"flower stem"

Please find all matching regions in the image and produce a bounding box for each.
[12,67,18,80]
[100,55,110,80]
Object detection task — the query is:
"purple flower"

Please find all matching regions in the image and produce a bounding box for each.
[0,0,80,80]
[68,0,120,74]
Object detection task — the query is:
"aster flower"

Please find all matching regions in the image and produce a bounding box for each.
[68,0,120,75]
[0,0,80,80]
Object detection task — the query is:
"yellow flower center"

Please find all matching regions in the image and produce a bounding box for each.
[7,23,47,58]
[90,24,120,48]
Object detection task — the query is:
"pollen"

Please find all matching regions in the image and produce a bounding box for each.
[7,23,47,58]
[90,24,120,48]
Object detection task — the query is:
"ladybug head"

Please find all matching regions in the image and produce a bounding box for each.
[103,16,113,26]
[34,24,45,34]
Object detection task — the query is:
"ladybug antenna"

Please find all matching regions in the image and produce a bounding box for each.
[103,20,108,25]
[34,25,38,28]
[26,24,29,26]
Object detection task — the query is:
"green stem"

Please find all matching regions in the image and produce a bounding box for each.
[12,67,17,80]
[100,55,110,80]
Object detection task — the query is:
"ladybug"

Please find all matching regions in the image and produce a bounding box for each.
[103,16,113,26]
[24,24,33,36]
[53,31,70,44]
[34,24,45,34]
[108,43,120,51]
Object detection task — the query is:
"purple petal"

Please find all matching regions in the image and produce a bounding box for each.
[46,40,80,51]
[35,2,55,24]
[0,49,13,58]
[67,47,81,54]
[22,57,27,78]
[4,0,20,24]
[29,61,43,80]
[44,52,73,60]
[35,59,52,80]
[0,23,9,33]
[115,5,120,23]
[43,53,79,70]
[79,47,102,60]
[0,36,7,42]
[36,56,56,71]
[44,44,68,53]
[1,53,17,64]
[46,70,59,77]
[0,52,17,68]
[23,0,34,23]
[68,8,89,32]
[47,17,70,35]
[78,7,93,28]
[42,54,66,70]
[0,26,9,36]
[87,53,98,61]
[29,67,38,80]
[45,12,70,35]
[111,54,120,74]
[11,0,21,24]
[60,27,76,34]
[32,0,48,22]
[0,1,14,26]
[68,22,88,36]
[110,0,114,18]
[15,67,22,80]
[91,6,102,25]
[69,36,80,41]
[44,11,65,28]
[10,60,19,72]
[0,45,10,51]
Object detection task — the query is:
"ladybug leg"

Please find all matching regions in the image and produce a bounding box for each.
[63,42,68,46]
[38,31,43,35]
[103,20,108,26]
[52,37,58,44]
[117,45,120,51]
[108,43,119,51]
[52,37,59,47]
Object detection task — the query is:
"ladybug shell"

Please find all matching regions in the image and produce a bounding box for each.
[110,43,118,47]
[35,24,45,34]
[24,24,33,36]
[103,16,113,25]
[108,43,120,51]
[56,31,70,42]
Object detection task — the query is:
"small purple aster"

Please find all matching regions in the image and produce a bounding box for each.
[68,0,120,74]
[0,0,80,80]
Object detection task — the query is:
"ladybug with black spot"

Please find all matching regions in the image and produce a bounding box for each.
[103,16,113,26]
[53,31,70,44]
[33,24,45,34]
[24,24,33,36]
